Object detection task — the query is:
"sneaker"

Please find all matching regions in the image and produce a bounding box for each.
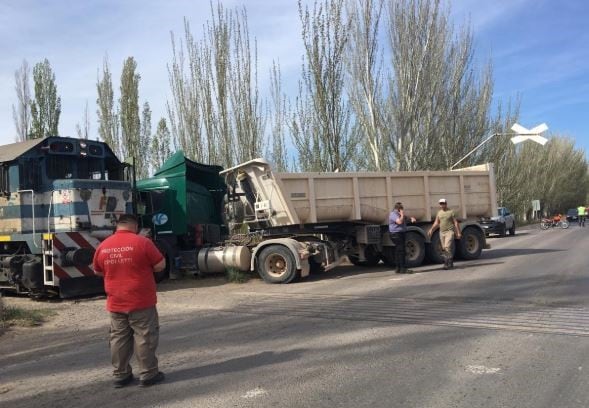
[139,371,165,387]
[113,373,134,388]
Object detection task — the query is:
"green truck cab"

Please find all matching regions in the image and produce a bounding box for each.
[136,152,226,279]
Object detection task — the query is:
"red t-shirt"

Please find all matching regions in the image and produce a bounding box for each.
[93,230,164,313]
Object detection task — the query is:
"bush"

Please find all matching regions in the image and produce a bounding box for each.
[225,267,250,283]
[0,298,54,329]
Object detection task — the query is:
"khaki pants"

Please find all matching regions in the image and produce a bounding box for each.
[109,306,159,381]
[440,230,455,260]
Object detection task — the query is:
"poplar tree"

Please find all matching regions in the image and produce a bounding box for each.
[292,0,356,172]
[151,118,172,172]
[97,56,120,157]
[30,59,61,138]
[119,57,141,165]
[137,102,152,179]
[12,60,31,142]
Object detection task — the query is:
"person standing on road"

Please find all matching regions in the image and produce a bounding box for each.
[577,205,586,227]
[428,198,462,270]
[389,202,417,274]
[93,214,166,388]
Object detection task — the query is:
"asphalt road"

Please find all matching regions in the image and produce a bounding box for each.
[1,225,588,408]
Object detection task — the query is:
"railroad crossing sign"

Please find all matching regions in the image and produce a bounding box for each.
[510,123,549,146]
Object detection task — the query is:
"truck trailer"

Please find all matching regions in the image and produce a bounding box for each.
[194,158,496,283]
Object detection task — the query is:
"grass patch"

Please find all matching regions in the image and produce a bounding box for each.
[225,267,250,283]
[0,302,55,329]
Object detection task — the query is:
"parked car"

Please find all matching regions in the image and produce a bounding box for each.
[480,207,516,237]
[566,208,578,222]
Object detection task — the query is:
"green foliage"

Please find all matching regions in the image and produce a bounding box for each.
[30,58,61,139]
[493,136,588,219]
[120,57,141,164]
[225,267,250,283]
[0,302,55,329]
[151,118,173,174]
[138,102,152,179]
[97,56,120,156]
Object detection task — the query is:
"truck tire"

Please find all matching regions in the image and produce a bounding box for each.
[456,227,484,260]
[348,245,380,267]
[381,233,425,268]
[405,232,425,268]
[509,222,516,236]
[426,230,455,264]
[257,245,299,284]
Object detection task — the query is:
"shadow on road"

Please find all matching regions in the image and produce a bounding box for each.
[482,247,565,259]
[169,349,305,383]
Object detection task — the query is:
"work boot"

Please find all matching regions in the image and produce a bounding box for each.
[442,257,448,270]
[448,259,454,270]
[396,266,402,274]
[139,371,165,387]
[113,373,134,389]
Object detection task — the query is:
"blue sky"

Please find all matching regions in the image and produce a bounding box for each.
[1,0,588,157]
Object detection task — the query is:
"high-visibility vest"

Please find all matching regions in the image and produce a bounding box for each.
[579,206,587,216]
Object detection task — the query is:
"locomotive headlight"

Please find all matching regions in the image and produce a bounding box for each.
[80,189,92,201]
[123,190,130,201]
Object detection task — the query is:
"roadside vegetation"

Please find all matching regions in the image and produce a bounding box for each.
[0,297,55,331]
[225,267,251,284]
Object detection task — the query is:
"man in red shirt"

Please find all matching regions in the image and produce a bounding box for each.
[93,214,166,388]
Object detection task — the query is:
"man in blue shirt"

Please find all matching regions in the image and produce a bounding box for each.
[389,202,417,274]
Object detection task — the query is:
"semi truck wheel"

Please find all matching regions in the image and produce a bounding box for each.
[257,245,299,284]
[456,227,483,260]
[405,232,425,268]
[380,233,424,268]
[426,230,455,264]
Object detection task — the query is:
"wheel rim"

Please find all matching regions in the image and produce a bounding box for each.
[465,234,479,253]
[264,253,288,278]
[406,240,418,261]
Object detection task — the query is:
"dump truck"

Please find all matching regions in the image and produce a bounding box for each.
[195,158,497,283]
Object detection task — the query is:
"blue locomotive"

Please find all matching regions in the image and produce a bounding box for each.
[0,136,132,297]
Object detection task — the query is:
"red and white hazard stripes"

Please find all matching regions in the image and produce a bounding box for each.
[48,232,106,283]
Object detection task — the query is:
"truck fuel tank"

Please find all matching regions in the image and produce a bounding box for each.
[197,246,251,273]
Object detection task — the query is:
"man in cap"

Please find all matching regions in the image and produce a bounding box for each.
[428,199,461,269]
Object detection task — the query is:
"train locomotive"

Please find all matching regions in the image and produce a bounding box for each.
[0,136,132,298]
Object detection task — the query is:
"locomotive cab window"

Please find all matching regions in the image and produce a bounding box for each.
[46,156,75,179]
[0,165,9,195]
[78,158,103,180]
[19,159,42,189]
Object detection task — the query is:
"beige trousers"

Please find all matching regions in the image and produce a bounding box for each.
[440,230,455,260]
[109,306,160,381]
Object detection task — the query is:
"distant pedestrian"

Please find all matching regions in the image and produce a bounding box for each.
[389,202,417,274]
[428,199,462,269]
[577,205,586,227]
[93,214,166,388]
